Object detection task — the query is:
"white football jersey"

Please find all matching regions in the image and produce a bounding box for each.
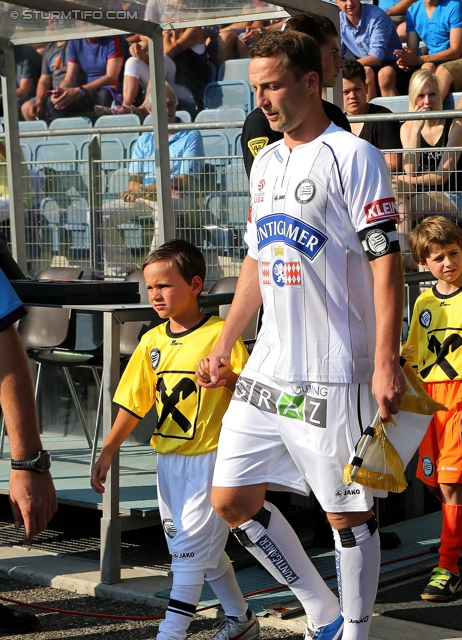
[244,123,398,384]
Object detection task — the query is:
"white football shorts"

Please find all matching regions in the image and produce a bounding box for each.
[213,368,384,513]
[157,450,229,574]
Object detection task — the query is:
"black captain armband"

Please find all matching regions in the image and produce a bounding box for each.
[358,220,400,261]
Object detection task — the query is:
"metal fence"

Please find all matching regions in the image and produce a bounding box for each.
[1,121,462,285]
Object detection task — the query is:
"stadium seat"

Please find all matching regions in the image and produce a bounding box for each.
[94,113,141,157]
[217,59,250,83]
[370,95,409,113]
[19,120,48,158]
[49,116,93,151]
[443,91,462,110]
[203,80,253,114]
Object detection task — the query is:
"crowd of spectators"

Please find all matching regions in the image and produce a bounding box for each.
[7,0,462,126]
[3,0,462,267]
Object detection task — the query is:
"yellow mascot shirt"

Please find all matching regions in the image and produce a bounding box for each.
[114,315,248,455]
[408,285,462,382]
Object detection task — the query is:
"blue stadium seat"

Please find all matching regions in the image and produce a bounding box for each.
[443,91,462,110]
[218,59,250,83]
[370,95,409,113]
[94,113,141,157]
[203,80,253,114]
[79,138,125,171]
[19,120,48,157]
[48,117,93,151]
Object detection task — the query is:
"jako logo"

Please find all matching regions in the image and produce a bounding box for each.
[349,616,369,624]
[344,489,360,495]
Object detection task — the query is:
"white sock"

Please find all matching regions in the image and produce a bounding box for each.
[235,501,339,630]
[333,520,380,640]
[205,552,248,619]
[157,575,203,640]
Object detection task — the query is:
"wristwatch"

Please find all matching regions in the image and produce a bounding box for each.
[11,450,51,473]
[79,86,87,98]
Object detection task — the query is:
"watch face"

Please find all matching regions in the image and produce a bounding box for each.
[35,450,51,472]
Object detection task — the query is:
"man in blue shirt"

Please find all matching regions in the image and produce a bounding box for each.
[336,0,402,98]
[378,0,462,95]
[101,83,204,274]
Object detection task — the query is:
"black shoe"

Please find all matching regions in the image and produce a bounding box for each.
[379,529,401,549]
[421,567,462,601]
[0,602,38,634]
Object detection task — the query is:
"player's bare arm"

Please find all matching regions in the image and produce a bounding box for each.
[370,251,406,421]
[199,255,262,386]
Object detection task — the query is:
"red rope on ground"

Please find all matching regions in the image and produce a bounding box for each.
[0,547,436,620]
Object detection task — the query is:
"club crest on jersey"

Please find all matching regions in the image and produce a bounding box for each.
[150,348,161,370]
[261,246,302,291]
[257,213,328,261]
[163,518,177,539]
[248,137,269,158]
[295,179,316,204]
[419,309,432,328]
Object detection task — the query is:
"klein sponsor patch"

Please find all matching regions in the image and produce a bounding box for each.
[364,197,399,223]
[364,198,399,224]
[247,137,269,158]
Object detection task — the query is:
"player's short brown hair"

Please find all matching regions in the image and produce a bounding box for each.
[284,13,338,47]
[250,30,322,84]
[143,239,206,290]
[408,216,462,263]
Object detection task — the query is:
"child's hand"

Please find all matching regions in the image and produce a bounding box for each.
[196,356,229,388]
[90,453,112,494]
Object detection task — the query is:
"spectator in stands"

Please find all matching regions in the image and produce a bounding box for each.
[378,0,417,40]
[394,69,462,220]
[378,0,462,96]
[0,45,42,121]
[163,28,207,116]
[45,37,126,121]
[95,40,177,120]
[436,56,462,102]
[21,41,69,122]
[342,59,402,172]
[335,0,402,99]
[100,83,204,274]
[213,20,284,69]
[241,12,349,177]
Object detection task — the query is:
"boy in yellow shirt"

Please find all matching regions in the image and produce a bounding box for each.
[408,216,462,601]
[91,239,259,640]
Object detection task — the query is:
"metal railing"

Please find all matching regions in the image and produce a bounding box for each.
[1,110,461,284]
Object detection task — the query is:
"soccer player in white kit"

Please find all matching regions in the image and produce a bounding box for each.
[197,32,406,640]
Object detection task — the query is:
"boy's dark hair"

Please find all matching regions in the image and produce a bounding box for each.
[284,13,338,48]
[408,216,462,263]
[250,31,323,84]
[342,59,367,84]
[142,239,206,290]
